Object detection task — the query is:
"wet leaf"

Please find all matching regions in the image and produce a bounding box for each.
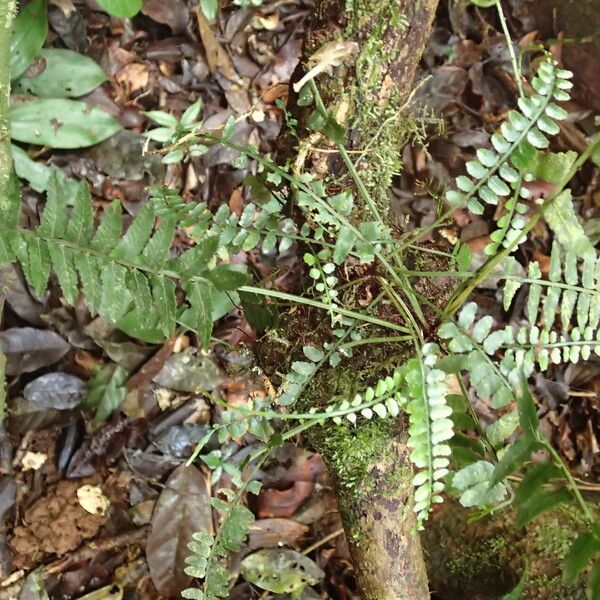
[240,549,324,594]
[153,348,222,393]
[0,328,69,376]
[10,99,122,149]
[146,464,213,596]
[23,372,86,410]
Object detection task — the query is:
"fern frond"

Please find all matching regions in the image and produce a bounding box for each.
[405,343,453,529]
[0,168,230,345]
[446,58,573,255]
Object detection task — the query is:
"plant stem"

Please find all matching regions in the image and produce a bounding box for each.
[495,0,524,97]
[0,0,16,426]
[0,0,15,193]
[238,284,409,333]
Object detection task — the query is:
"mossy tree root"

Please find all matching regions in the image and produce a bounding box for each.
[275,0,440,598]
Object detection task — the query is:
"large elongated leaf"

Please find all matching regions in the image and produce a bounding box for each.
[10,0,47,80]
[146,464,212,597]
[15,48,107,98]
[10,99,122,148]
[563,531,600,585]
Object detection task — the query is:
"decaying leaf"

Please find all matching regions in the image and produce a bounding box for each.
[146,464,213,596]
[240,549,324,595]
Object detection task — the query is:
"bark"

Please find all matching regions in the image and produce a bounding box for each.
[261,0,439,598]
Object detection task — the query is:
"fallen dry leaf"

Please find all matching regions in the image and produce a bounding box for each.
[21,451,47,471]
[77,484,111,516]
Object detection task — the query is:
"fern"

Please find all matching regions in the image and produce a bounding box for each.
[446,57,573,255]
[405,343,454,528]
[150,179,296,260]
[0,168,252,346]
[182,489,257,600]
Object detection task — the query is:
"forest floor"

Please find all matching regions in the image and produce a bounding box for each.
[1,0,600,598]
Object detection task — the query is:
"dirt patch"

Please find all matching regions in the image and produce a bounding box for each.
[10,477,107,568]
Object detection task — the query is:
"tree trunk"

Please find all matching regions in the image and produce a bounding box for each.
[259,0,439,598]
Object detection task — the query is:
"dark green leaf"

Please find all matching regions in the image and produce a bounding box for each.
[15,48,107,98]
[204,265,249,291]
[588,560,600,600]
[173,236,219,278]
[563,532,600,585]
[180,278,215,348]
[95,0,142,17]
[110,203,155,260]
[10,99,122,148]
[514,462,562,507]
[10,0,47,80]
[516,378,539,438]
[516,488,572,528]
[490,435,539,487]
[239,291,277,332]
[84,364,128,422]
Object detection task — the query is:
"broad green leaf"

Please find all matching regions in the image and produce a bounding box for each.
[95,0,142,17]
[25,236,51,295]
[15,49,107,98]
[200,0,218,20]
[48,244,78,305]
[563,532,600,585]
[139,216,175,269]
[65,183,94,246]
[588,560,600,600]
[470,0,495,6]
[452,460,508,508]
[11,144,79,196]
[0,171,21,264]
[10,99,122,148]
[10,0,47,80]
[173,236,219,278]
[99,262,132,322]
[516,488,572,528]
[204,265,249,291]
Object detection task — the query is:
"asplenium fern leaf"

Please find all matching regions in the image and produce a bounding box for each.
[446,57,573,255]
[0,168,248,345]
[405,343,453,529]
